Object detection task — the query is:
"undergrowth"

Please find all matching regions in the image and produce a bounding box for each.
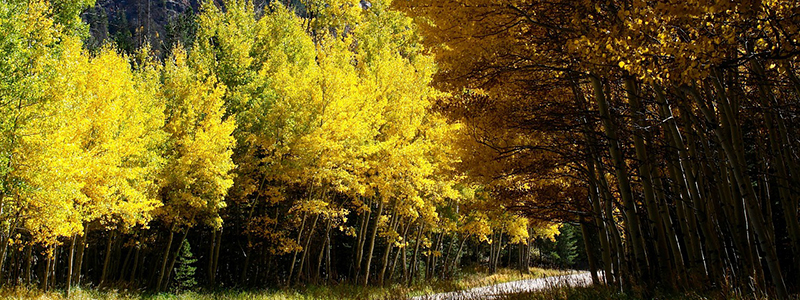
[0,267,569,300]
[500,285,782,300]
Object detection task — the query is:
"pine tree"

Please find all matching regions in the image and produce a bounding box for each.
[173,239,197,291]
[555,224,578,268]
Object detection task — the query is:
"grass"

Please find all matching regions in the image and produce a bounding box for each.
[403,266,570,297]
[0,267,571,300]
[4,278,778,300]
[499,285,782,300]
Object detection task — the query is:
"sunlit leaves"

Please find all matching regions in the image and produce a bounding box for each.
[159,46,236,229]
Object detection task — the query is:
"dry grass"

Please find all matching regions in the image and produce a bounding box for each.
[499,285,785,300]
[2,283,776,300]
[403,266,571,297]
[0,268,572,300]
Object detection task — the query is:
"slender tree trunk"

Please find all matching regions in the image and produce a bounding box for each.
[597,170,626,287]
[23,244,31,286]
[388,235,404,283]
[751,62,800,271]
[653,173,687,284]
[687,85,788,299]
[589,159,614,286]
[440,234,454,277]
[51,245,57,290]
[163,228,190,290]
[354,198,372,279]
[655,86,703,273]
[0,227,12,284]
[42,251,51,291]
[362,199,385,286]
[402,233,408,282]
[317,219,333,282]
[451,234,469,273]
[208,228,217,287]
[624,78,672,281]
[129,239,141,282]
[208,229,216,285]
[67,236,76,296]
[409,223,424,285]
[326,229,333,281]
[99,231,115,286]
[239,188,263,285]
[390,222,412,282]
[379,213,400,285]
[581,117,615,286]
[297,213,320,282]
[119,242,134,282]
[74,230,86,286]
[489,232,496,272]
[580,218,600,285]
[212,227,222,285]
[288,211,307,285]
[157,225,176,291]
[592,76,650,281]
[427,232,443,279]
[492,230,504,272]
[378,241,393,286]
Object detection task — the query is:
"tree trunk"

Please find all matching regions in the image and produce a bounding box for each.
[163,228,190,290]
[686,85,788,299]
[156,225,176,291]
[597,169,626,287]
[623,78,671,281]
[390,222,412,282]
[408,223,424,285]
[0,227,12,284]
[440,233,454,277]
[208,228,217,285]
[42,251,51,291]
[580,219,600,285]
[592,76,649,280]
[492,230,504,272]
[99,231,115,286]
[379,213,401,285]
[297,213,320,282]
[119,242,134,282]
[362,199,385,286]
[451,234,469,273]
[288,211,307,285]
[130,239,141,282]
[67,236,76,296]
[73,230,86,286]
[317,219,333,282]
[212,227,222,285]
[326,229,333,281]
[23,244,31,286]
[588,157,615,286]
[751,62,800,272]
[354,198,372,279]
[572,77,616,285]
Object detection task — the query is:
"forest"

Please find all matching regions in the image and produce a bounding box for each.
[1,0,800,299]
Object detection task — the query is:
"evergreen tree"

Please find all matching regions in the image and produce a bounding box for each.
[173,239,198,291]
[554,224,578,268]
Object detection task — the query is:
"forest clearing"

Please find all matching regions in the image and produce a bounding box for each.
[2,0,800,299]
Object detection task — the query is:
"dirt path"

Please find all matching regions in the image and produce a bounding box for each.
[411,272,596,300]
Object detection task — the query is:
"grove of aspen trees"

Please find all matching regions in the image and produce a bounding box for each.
[2,0,800,298]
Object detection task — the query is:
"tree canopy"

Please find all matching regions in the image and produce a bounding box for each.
[2,0,800,298]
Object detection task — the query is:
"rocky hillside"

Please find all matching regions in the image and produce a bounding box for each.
[82,0,297,56]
